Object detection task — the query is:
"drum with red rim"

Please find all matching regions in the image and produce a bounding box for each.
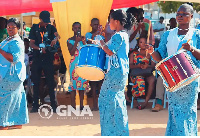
[155,51,200,92]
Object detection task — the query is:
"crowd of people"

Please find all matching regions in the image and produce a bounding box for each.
[0,2,200,136]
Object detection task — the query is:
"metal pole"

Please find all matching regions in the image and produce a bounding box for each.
[20,14,23,40]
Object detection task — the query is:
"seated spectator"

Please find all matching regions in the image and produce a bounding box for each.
[129,36,156,110]
[152,76,165,112]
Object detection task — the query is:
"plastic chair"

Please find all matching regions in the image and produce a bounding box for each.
[56,71,67,93]
[55,71,67,105]
[129,82,156,109]
[163,90,168,108]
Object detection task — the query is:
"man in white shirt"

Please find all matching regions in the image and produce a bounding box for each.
[153,16,166,48]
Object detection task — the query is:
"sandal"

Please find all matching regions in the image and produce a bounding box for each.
[136,105,142,110]
[0,126,8,130]
[9,125,22,129]
[136,104,147,110]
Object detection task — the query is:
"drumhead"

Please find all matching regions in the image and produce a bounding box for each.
[75,66,105,81]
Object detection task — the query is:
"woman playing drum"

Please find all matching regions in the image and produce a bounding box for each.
[95,10,135,136]
[147,3,200,136]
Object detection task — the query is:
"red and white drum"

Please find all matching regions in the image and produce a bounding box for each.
[155,51,200,92]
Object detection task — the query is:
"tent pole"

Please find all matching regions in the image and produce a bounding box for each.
[21,14,23,40]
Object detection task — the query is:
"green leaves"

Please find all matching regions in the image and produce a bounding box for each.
[157,1,200,13]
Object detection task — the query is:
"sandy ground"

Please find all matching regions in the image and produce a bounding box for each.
[1,92,200,136]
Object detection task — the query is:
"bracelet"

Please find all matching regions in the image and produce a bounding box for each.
[190,47,195,53]
[149,51,154,55]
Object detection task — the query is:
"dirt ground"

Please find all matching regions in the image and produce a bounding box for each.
[1,92,200,136]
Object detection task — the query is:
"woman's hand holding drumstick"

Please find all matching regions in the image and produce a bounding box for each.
[179,39,191,51]
[145,44,154,55]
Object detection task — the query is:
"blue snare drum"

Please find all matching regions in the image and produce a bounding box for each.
[76,44,106,81]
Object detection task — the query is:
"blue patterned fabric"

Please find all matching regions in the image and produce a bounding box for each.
[105,31,129,75]
[197,24,200,30]
[0,35,29,127]
[98,31,129,136]
[155,29,200,136]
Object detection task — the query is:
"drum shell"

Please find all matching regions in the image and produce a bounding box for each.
[78,45,105,70]
[156,51,200,92]
[76,44,106,81]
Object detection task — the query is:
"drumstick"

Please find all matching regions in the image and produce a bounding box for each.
[179,39,191,51]
[147,21,151,44]
[146,21,151,56]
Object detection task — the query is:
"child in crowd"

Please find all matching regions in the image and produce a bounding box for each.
[85,18,105,111]
[67,22,89,110]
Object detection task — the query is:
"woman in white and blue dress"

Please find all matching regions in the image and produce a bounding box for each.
[96,10,135,136]
[0,18,29,130]
[147,3,200,136]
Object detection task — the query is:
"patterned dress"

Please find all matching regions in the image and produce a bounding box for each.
[155,28,200,136]
[131,52,150,97]
[98,30,129,136]
[68,40,89,92]
[0,35,29,127]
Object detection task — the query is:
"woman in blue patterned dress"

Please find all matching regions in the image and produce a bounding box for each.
[0,18,29,130]
[147,3,200,136]
[95,10,135,136]
[67,22,89,110]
